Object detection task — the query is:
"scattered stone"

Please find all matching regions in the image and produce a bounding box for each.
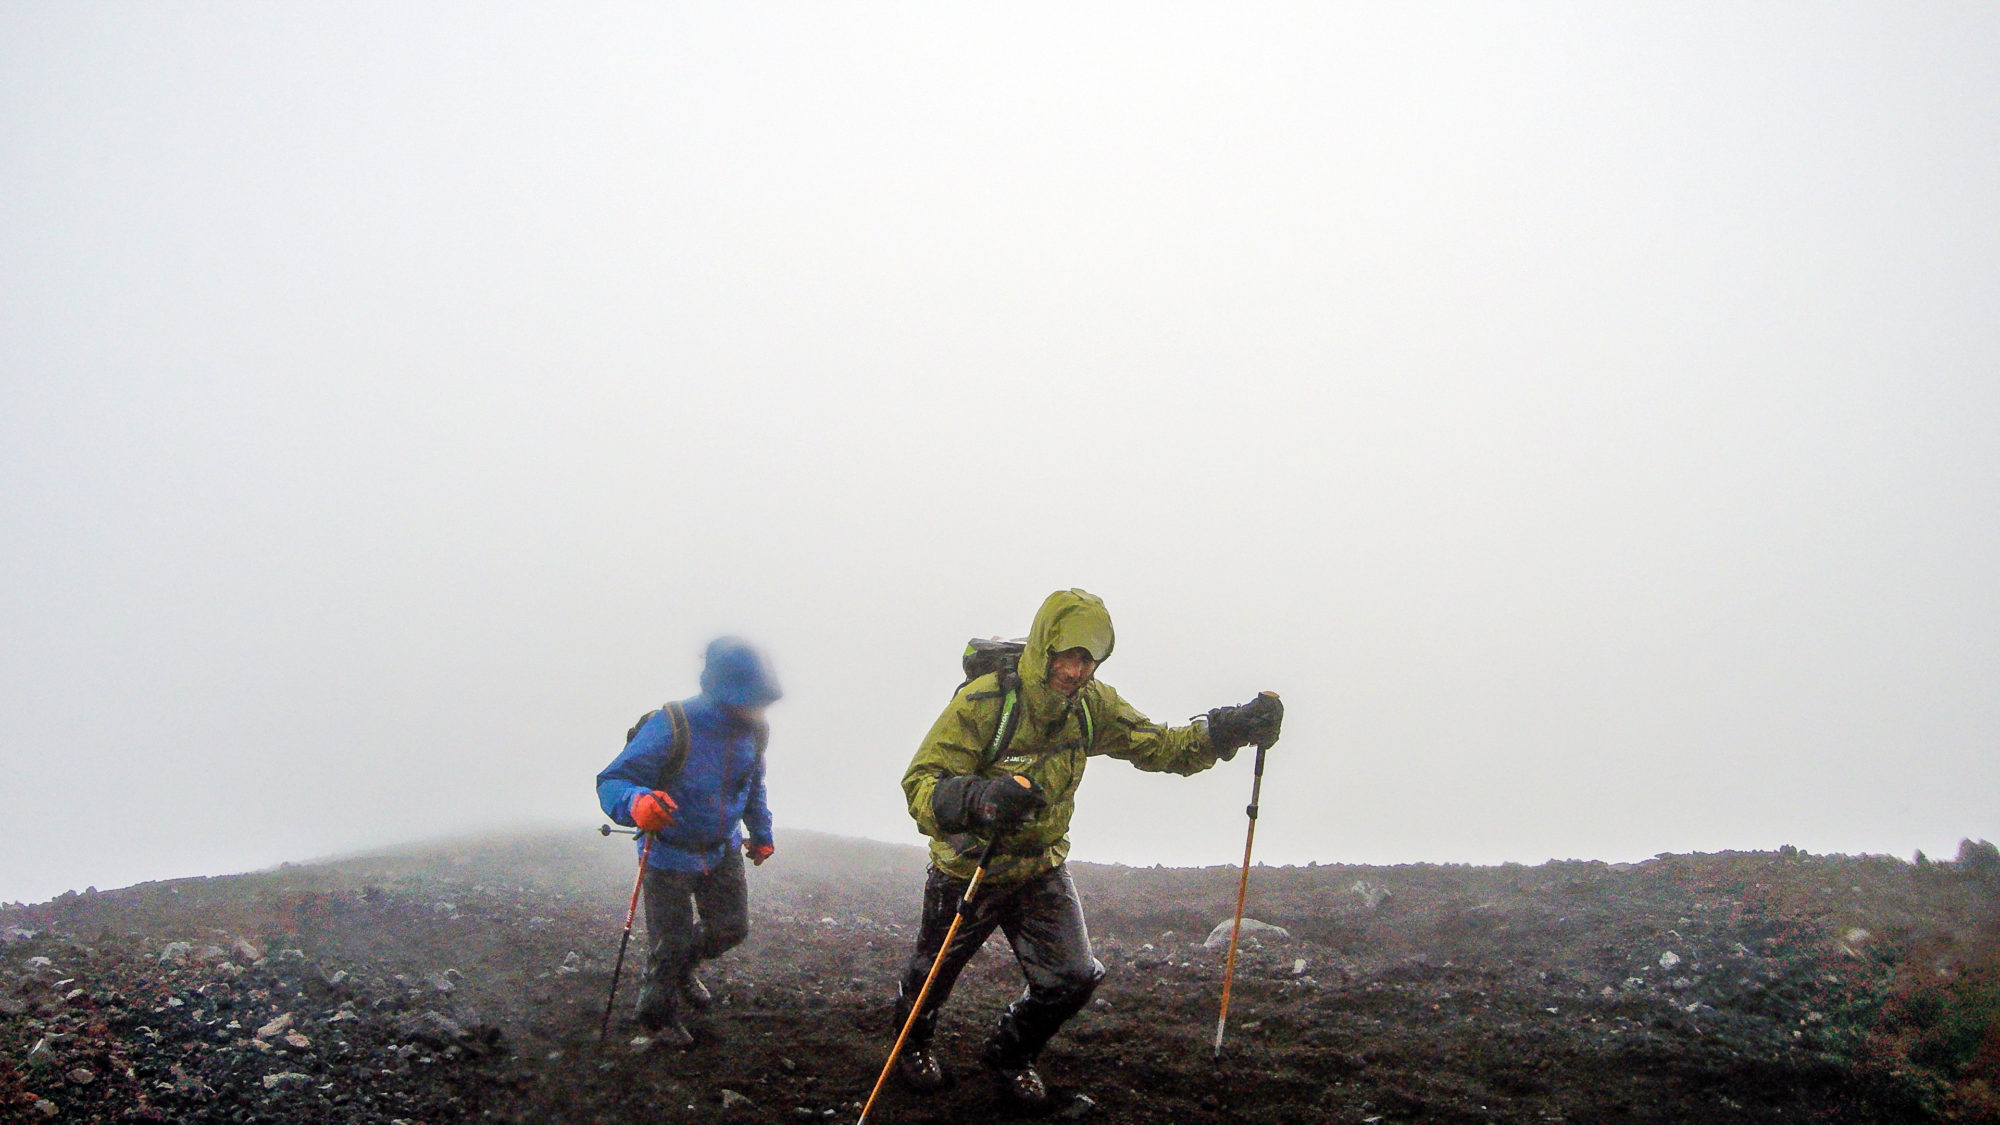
[66,1067,94,1085]
[232,937,264,962]
[35,1099,60,1117]
[1060,1093,1099,1119]
[1203,918,1291,949]
[1349,880,1393,909]
[1658,951,1682,970]
[284,1031,312,1050]
[719,1088,755,1110]
[158,942,193,963]
[257,1013,295,1039]
[262,1071,312,1090]
[558,951,582,974]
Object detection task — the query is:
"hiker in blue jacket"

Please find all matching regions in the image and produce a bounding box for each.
[596,636,782,1044]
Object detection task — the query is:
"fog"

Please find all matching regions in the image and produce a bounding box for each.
[4,3,1996,905]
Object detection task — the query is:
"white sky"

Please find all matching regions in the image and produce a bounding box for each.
[4,3,1996,904]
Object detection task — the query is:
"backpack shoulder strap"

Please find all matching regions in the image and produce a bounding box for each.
[985,687,1020,764]
[659,701,691,787]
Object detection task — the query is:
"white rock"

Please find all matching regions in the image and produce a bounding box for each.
[256,1013,294,1039]
[1658,951,1682,970]
[1203,918,1291,949]
[158,942,193,963]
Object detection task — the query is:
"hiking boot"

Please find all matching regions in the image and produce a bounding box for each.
[643,1017,694,1049]
[893,1046,948,1093]
[634,982,683,1036]
[678,967,713,1011]
[985,1058,1049,1110]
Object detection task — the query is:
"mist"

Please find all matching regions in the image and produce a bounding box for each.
[4,3,1996,905]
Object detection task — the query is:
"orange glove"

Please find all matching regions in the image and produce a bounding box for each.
[631,790,677,832]
[745,842,774,866]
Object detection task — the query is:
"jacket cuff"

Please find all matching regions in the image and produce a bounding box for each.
[930,775,981,833]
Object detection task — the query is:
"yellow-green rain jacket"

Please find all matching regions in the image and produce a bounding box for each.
[902,588,1224,884]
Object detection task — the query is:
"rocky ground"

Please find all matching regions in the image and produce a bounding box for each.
[3,830,1997,1124]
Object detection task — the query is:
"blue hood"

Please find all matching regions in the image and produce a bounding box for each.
[700,636,782,708]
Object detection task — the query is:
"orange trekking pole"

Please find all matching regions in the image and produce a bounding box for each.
[1213,691,1281,1059]
[599,829,654,1042]
[857,834,1002,1125]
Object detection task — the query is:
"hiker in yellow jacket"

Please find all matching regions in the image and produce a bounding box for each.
[890,589,1282,1107]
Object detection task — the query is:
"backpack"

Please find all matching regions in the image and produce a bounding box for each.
[623,699,771,790]
[958,636,1093,762]
[625,700,692,786]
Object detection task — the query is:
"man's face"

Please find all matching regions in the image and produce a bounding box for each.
[1048,648,1098,697]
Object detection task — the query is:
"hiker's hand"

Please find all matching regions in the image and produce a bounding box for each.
[631,790,678,832]
[971,774,1046,827]
[1206,692,1283,759]
[745,841,774,866]
[932,773,1047,831]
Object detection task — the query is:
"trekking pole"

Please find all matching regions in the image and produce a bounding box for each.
[598,830,654,1042]
[1214,692,1280,1060]
[856,834,1002,1125]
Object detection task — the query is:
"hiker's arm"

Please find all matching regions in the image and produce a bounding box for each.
[1087,683,1223,776]
[595,715,675,826]
[902,690,993,839]
[741,751,773,849]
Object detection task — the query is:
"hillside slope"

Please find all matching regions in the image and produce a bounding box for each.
[4,830,1997,1123]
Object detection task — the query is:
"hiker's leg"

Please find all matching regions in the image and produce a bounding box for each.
[988,864,1104,1066]
[691,848,750,961]
[636,865,697,1027]
[894,865,1006,1047]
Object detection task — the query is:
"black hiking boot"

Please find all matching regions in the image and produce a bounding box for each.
[643,1016,695,1049]
[983,1054,1049,1110]
[633,982,692,1046]
[893,1046,948,1093]
[678,967,713,1011]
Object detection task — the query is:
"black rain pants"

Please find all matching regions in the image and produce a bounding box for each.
[635,848,749,1025]
[894,862,1107,1067]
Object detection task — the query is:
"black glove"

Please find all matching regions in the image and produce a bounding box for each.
[931,774,1047,832]
[1205,692,1283,759]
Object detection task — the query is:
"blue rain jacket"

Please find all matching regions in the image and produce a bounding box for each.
[596,638,779,874]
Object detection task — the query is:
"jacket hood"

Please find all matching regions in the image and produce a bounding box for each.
[699,636,782,708]
[1020,589,1115,687]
